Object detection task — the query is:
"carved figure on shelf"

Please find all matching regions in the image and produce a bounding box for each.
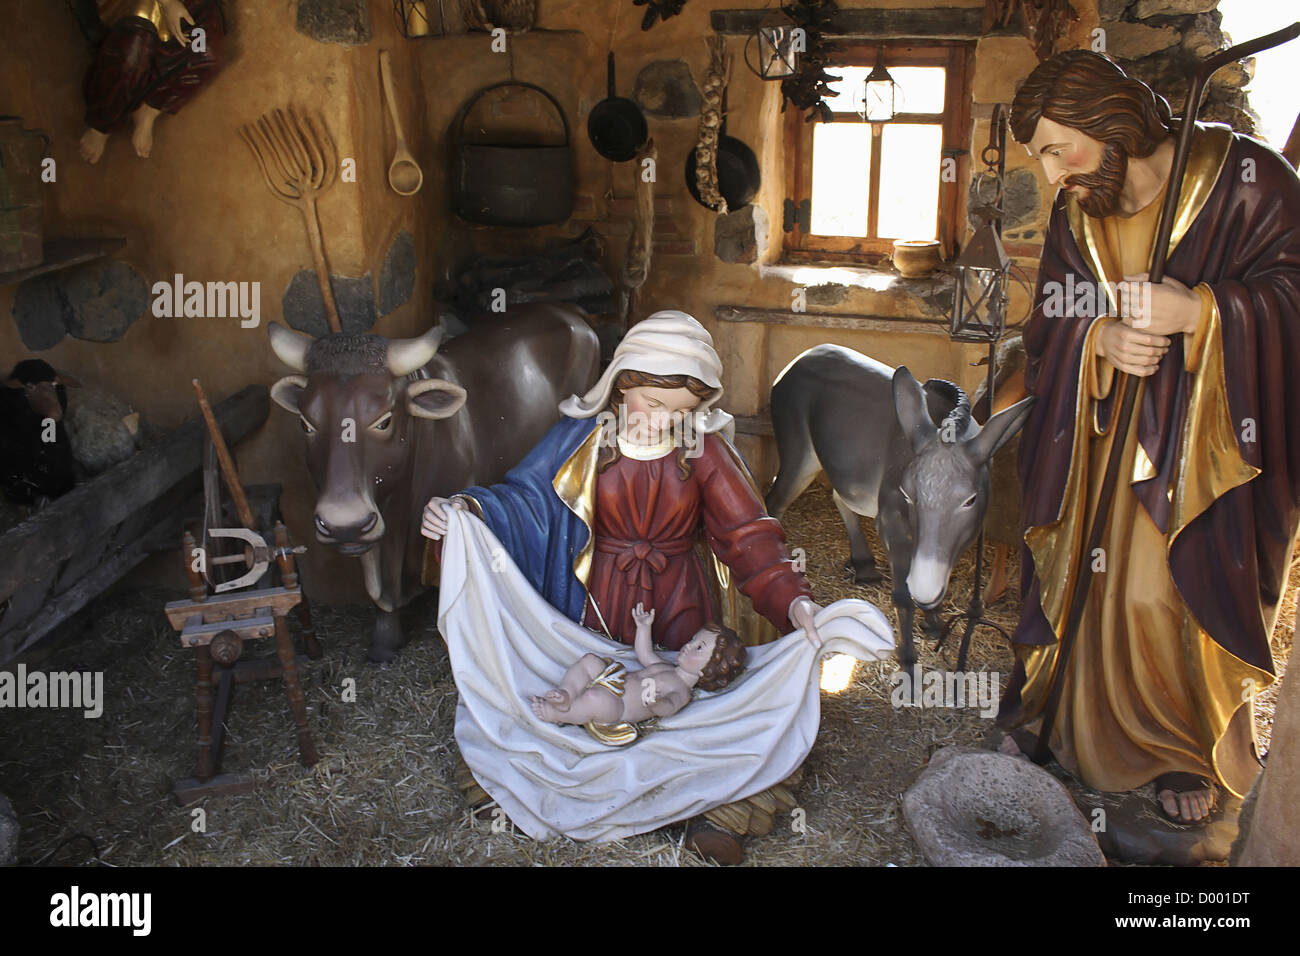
[76,0,228,163]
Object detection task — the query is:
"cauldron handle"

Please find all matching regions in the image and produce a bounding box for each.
[455,81,571,147]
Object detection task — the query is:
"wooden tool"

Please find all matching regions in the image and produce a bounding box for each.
[167,384,324,802]
[380,50,423,196]
[238,107,342,333]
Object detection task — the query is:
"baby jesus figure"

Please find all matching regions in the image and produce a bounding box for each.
[530,604,746,745]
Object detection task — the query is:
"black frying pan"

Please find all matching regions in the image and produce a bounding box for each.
[684,115,761,211]
[588,53,648,163]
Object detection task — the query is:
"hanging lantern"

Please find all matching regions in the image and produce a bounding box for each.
[860,48,897,122]
[744,9,802,80]
[950,224,1010,343]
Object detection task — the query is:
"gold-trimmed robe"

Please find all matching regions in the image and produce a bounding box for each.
[1006,124,1300,798]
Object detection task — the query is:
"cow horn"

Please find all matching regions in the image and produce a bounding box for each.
[269,322,312,372]
[386,325,445,377]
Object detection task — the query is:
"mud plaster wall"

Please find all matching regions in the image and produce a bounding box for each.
[0,0,428,601]
[414,0,1058,483]
[1,0,1103,603]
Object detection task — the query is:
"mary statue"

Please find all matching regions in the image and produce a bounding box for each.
[422,310,823,650]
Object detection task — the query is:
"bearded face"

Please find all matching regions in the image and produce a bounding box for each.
[1065,139,1128,218]
[1026,116,1134,219]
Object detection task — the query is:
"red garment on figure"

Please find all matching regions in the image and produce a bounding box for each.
[581,435,811,650]
[83,0,227,133]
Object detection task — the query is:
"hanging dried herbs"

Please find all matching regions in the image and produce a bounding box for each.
[779,0,841,123]
[633,0,687,31]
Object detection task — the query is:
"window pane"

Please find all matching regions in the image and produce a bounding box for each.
[877,123,942,240]
[810,122,871,236]
[824,66,871,114]
[890,67,946,113]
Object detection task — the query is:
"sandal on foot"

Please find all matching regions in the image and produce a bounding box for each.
[1154,772,1218,825]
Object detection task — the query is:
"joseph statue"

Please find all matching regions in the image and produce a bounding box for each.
[997,50,1300,825]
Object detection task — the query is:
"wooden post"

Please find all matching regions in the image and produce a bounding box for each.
[195,644,215,781]
[274,614,318,767]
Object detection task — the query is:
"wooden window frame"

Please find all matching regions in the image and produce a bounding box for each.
[782,41,974,264]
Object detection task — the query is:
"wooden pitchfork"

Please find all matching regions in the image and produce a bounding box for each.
[238,108,342,333]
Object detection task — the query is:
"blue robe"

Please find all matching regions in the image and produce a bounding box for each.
[459,416,598,623]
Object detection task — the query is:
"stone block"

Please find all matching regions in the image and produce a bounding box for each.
[1133,0,1217,18]
[973,36,1040,105]
[378,230,416,317]
[634,60,703,119]
[282,270,376,336]
[714,204,768,264]
[296,0,371,46]
[1101,21,1181,59]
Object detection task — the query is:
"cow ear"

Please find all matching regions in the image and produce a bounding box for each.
[407,379,467,420]
[271,375,309,414]
[966,395,1035,465]
[892,366,934,454]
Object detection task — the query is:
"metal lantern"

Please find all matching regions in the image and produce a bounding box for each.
[745,10,802,80]
[860,48,897,122]
[950,224,1010,343]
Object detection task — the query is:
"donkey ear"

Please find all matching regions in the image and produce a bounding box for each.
[270,375,309,414]
[892,366,935,453]
[407,378,467,420]
[966,395,1035,465]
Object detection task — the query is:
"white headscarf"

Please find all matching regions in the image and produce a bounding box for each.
[560,310,734,434]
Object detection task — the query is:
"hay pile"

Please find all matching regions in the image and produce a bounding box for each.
[0,482,1291,866]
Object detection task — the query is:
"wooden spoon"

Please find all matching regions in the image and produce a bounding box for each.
[380,50,423,196]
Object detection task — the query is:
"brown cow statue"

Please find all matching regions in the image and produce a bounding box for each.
[268,304,600,662]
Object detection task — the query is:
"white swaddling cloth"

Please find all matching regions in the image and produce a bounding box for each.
[438,508,896,842]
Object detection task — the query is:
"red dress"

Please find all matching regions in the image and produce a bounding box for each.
[581,434,811,650]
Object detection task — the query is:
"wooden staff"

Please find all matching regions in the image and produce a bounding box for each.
[1032,23,1300,766]
[192,379,255,530]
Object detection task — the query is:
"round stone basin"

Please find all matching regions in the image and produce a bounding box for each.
[902,747,1106,867]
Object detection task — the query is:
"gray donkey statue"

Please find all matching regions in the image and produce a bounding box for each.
[766,344,1034,672]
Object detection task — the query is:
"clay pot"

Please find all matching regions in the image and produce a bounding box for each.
[892,239,942,278]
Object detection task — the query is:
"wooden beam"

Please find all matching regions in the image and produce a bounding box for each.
[0,507,178,663]
[710,7,986,39]
[715,305,952,337]
[733,413,774,437]
[164,586,302,631]
[0,385,269,602]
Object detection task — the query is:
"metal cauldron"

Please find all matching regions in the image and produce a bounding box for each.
[452,82,574,227]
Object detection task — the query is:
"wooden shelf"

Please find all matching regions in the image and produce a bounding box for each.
[710,8,987,39]
[0,237,126,286]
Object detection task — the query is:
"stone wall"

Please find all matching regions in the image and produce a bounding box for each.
[1097,0,1253,130]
